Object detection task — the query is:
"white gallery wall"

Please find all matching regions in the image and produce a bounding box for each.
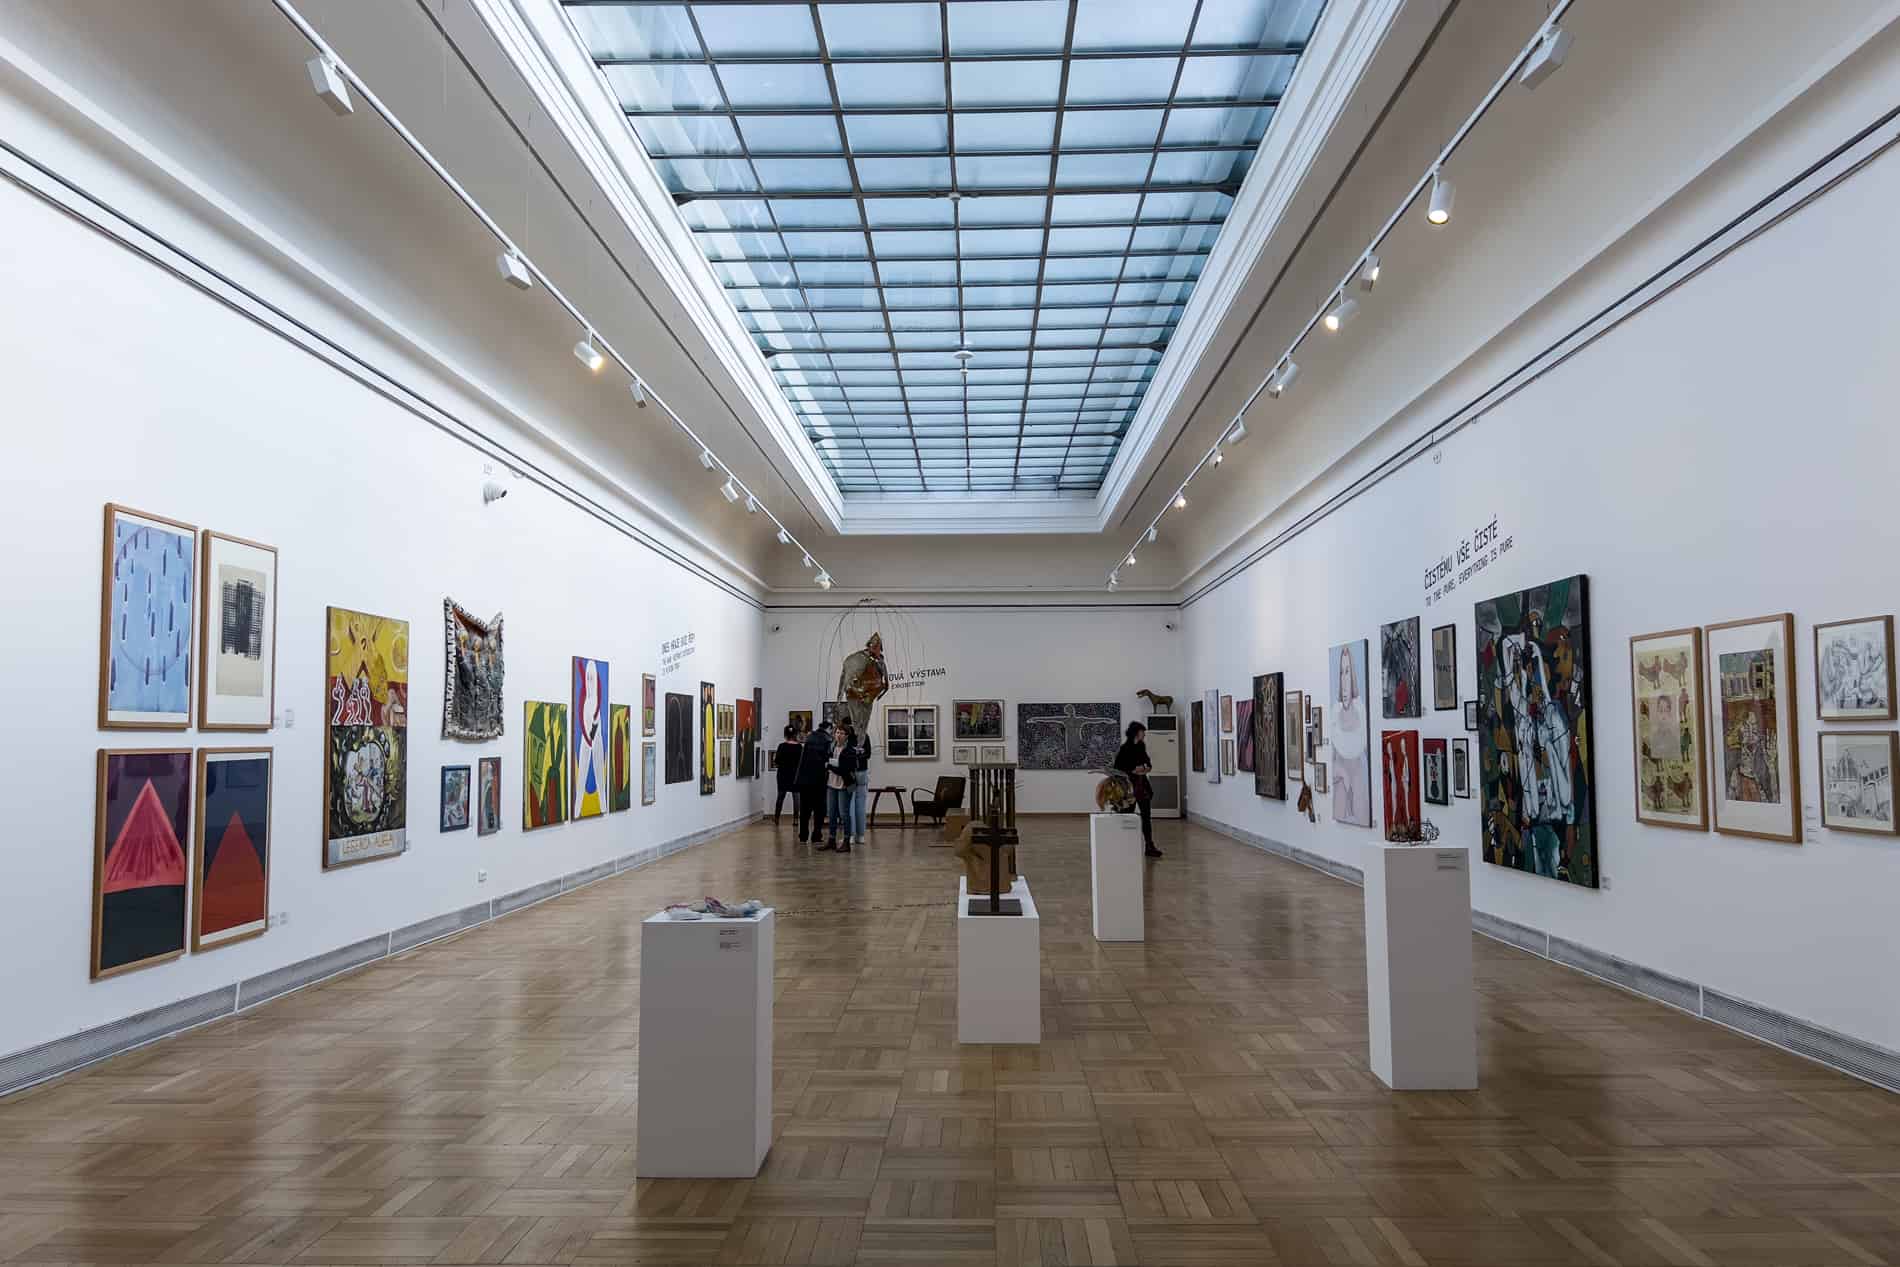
[763,604,1179,814]
[1179,48,1900,1053]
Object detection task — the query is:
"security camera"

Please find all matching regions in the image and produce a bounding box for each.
[481,479,508,505]
[1164,621,1177,632]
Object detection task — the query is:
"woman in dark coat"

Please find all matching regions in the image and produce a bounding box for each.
[795,722,834,843]
[773,724,804,824]
[1113,721,1163,858]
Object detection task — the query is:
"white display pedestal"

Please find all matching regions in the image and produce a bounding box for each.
[636,908,774,1176]
[1089,813,1145,942]
[956,875,1040,1044]
[1363,845,1476,1090]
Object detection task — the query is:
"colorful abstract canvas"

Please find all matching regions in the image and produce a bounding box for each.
[1252,673,1284,800]
[700,682,717,794]
[1190,699,1205,772]
[1382,730,1421,841]
[477,756,501,835]
[610,703,632,812]
[101,505,196,729]
[642,673,657,736]
[324,607,409,868]
[93,748,191,978]
[1381,616,1421,718]
[641,742,657,805]
[1630,627,1706,830]
[440,765,470,832]
[954,699,1005,740]
[1235,699,1255,772]
[442,600,504,741]
[1475,574,1597,886]
[571,656,610,820]
[1706,613,1800,843]
[1329,640,1372,827]
[735,697,758,779]
[522,700,568,830]
[1017,703,1121,770]
[192,748,270,952]
[665,692,693,784]
[200,531,276,731]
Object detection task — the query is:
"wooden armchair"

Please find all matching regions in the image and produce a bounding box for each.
[911,775,966,826]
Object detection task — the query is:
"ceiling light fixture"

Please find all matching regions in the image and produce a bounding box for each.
[497,250,532,290]
[1323,294,1359,332]
[630,376,648,407]
[720,478,740,504]
[1212,446,1223,466]
[1518,25,1574,89]
[698,449,717,471]
[802,552,814,569]
[952,347,974,375]
[1126,553,1137,567]
[777,528,792,544]
[573,330,604,372]
[745,495,758,514]
[1174,491,1188,510]
[1267,359,1300,397]
[1358,254,1381,290]
[1107,573,1120,592]
[1227,415,1249,445]
[306,54,353,115]
[1147,526,1158,544]
[1428,170,1456,225]
[817,572,833,590]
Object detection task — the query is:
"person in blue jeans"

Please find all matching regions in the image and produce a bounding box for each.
[848,730,873,846]
[818,722,862,852]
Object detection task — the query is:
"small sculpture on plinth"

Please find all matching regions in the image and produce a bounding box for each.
[1094,769,1138,813]
[959,760,1021,915]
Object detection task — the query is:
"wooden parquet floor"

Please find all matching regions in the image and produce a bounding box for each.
[5,816,1900,1266]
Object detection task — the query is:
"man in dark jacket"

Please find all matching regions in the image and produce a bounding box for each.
[773,724,804,824]
[795,722,833,843]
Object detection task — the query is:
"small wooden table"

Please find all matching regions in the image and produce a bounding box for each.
[868,786,908,826]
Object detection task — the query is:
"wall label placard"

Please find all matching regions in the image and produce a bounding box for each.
[660,632,697,677]
[1423,515,1513,608]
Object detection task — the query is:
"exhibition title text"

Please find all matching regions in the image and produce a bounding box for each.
[1423,515,1512,608]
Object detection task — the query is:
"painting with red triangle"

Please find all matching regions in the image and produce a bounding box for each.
[194,749,271,952]
[93,749,192,979]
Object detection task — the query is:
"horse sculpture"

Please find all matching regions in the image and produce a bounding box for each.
[1135,688,1174,714]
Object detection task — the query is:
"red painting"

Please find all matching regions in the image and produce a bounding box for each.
[94,749,192,978]
[195,749,271,951]
[1381,729,1421,843]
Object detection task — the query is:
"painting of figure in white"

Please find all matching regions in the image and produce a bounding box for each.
[571,656,610,819]
[1329,640,1371,827]
[1814,616,1894,722]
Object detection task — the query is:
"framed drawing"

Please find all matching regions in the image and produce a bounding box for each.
[1235,699,1254,773]
[1252,673,1284,800]
[717,702,735,740]
[700,682,717,795]
[1310,706,1323,747]
[1452,737,1471,799]
[477,756,501,835]
[979,744,1007,763]
[193,747,271,952]
[1463,700,1478,731]
[1381,730,1421,841]
[1312,762,1328,793]
[522,701,568,830]
[1422,737,1449,806]
[440,765,470,832]
[1818,731,1896,835]
[641,742,657,805]
[200,531,277,731]
[1630,627,1708,831]
[93,748,191,979]
[642,673,657,736]
[665,692,693,784]
[1190,699,1205,772]
[1814,615,1894,721]
[1220,694,1234,733]
[441,600,503,741]
[572,657,610,820]
[1381,616,1421,718]
[952,744,976,765]
[1283,689,1304,785]
[1431,623,1457,712]
[609,703,632,812]
[953,699,1005,741]
[324,607,409,869]
[1328,640,1371,827]
[718,739,732,778]
[1706,613,1800,843]
[100,504,197,730]
[1220,738,1235,776]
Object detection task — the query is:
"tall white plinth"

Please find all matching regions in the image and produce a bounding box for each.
[1364,845,1476,1090]
[1089,813,1145,942]
[957,875,1040,1044]
[637,909,774,1176]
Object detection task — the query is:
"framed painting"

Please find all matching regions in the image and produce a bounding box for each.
[821,700,843,728]
[199,531,277,731]
[1381,615,1421,718]
[1630,627,1707,831]
[953,699,1005,741]
[1431,623,1457,712]
[979,743,1007,763]
[440,765,470,832]
[1219,694,1234,733]
[1252,673,1285,800]
[1203,689,1222,783]
[571,656,610,820]
[1235,699,1255,773]
[641,673,657,736]
[789,709,813,737]
[324,607,408,869]
[609,703,632,812]
[1019,703,1120,770]
[1282,688,1303,786]
[1190,699,1205,772]
[1312,762,1328,793]
[1328,640,1372,827]
[1220,738,1235,776]
[1304,720,1317,763]
[717,703,735,740]
[718,739,733,778]
[100,504,197,730]
[1310,706,1323,747]
[1819,731,1897,835]
[953,744,976,765]
[1814,615,1894,721]
[1464,700,1478,731]
[441,600,503,741]
[1422,736,1448,806]
[93,748,191,979]
[700,681,717,795]
[1382,730,1421,841]
[193,748,270,952]
[1706,613,1800,843]
[665,692,693,784]
[641,742,657,805]
[1475,574,1597,887]
[1452,738,1471,799]
[477,756,501,835]
[522,700,568,830]
[736,696,758,779]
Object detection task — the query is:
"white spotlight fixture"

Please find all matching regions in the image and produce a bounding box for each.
[776,527,792,545]
[817,572,833,590]
[1227,414,1248,445]
[697,448,717,471]
[952,347,974,375]
[629,376,648,407]
[1147,526,1158,545]
[480,479,508,505]
[1358,253,1381,290]
[802,552,813,569]
[496,250,533,290]
[745,494,758,515]
[1174,491,1188,510]
[306,54,353,116]
[1107,573,1120,592]
[1126,552,1137,567]
[720,478,740,504]
[1212,446,1223,466]
[1518,25,1574,90]
[1428,170,1456,225]
[573,330,605,372]
[1267,359,1300,398]
[1323,294,1360,332]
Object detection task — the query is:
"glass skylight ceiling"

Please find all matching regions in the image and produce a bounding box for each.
[566,0,1325,493]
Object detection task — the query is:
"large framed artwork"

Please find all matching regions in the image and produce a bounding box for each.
[736,696,758,779]
[440,765,470,832]
[1329,640,1371,826]
[199,531,277,731]
[700,681,717,795]
[1190,699,1205,772]
[100,504,197,730]
[1019,703,1121,770]
[441,600,504,741]
[953,699,1005,741]
[193,748,271,952]
[1475,574,1597,887]
[886,703,940,759]
[324,607,409,869]
[1283,687,1303,786]
[1381,616,1421,718]
[1630,627,1707,831]
[665,692,693,784]
[571,656,610,820]
[1203,689,1221,784]
[93,748,191,979]
[1252,673,1285,800]
[1381,730,1420,840]
[1819,731,1897,835]
[1430,623,1457,712]
[609,703,632,812]
[642,673,657,736]
[1422,737,1448,806]
[522,700,568,830]
[641,742,657,805]
[1235,699,1254,772]
[1814,615,1894,722]
[1706,613,1800,843]
[477,756,501,835]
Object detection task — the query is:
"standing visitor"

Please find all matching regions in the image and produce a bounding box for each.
[848,726,873,848]
[773,724,803,824]
[819,722,862,852]
[795,722,833,843]
[1114,721,1163,858]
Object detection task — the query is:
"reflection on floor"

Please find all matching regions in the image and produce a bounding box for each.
[3,815,1898,1265]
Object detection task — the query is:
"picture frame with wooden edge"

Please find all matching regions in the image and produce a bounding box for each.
[93,747,192,980]
[1705,612,1801,844]
[1816,730,1899,835]
[1628,626,1709,832]
[1284,689,1304,784]
[192,745,272,953]
[99,504,199,731]
[1813,615,1896,722]
[197,530,278,732]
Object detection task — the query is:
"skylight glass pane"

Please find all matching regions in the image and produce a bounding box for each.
[752,158,855,192]
[958,195,1047,226]
[782,230,868,257]
[603,64,722,112]
[1050,193,1140,224]
[1163,105,1273,147]
[1174,54,1296,103]
[1057,109,1164,150]
[797,259,878,286]
[956,154,1051,190]
[738,114,844,154]
[952,61,1062,109]
[1192,0,1325,49]
[1151,149,1252,186]
[954,112,1058,152]
[862,198,955,227]
[843,114,950,153]
[818,3,941,57]
[961,258,1041,285]
[857,157,953,190]
[692,5,818,57]
[770,198,863,228]
[653,157,758,194]
[631,114,742,157]
[717,64,834,109]
[879,259,959,285]
[1055,152,1152,188]
[568,5,699,60]
[1064,58,1179,106]
[834,62,945,109]
[947,1,1069,54]
[1071,0,1193,52]
[961,228,1045,257]
[873,229,955,257]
